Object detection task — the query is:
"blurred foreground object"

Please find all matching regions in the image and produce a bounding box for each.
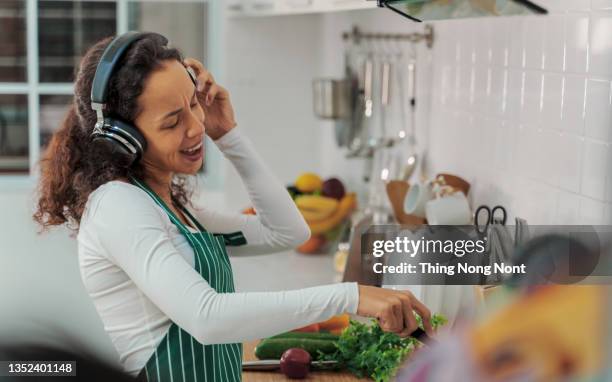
[396,285,611,381]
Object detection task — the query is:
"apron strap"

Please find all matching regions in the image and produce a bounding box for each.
[175,195,248,246]
[128,175,194,235]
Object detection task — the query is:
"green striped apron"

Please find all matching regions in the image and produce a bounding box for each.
[129,176,244,382]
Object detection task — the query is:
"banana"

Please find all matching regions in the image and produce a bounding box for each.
[295,195,339,214]
[308,193,357,235]
[299,207,335,223]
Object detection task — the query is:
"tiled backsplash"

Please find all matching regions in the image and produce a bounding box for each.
[223,4,610,225]
[426,1,612,225]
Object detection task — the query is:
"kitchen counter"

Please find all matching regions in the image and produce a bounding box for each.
[232,251,369,380]
[233,251,367,380]
[242,340,369,382]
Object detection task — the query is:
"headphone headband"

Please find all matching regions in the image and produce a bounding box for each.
[89,31,168,166]
[91,32,168,105]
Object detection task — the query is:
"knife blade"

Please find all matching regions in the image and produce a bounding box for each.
[410,327,437,345]
[242,359,338,371]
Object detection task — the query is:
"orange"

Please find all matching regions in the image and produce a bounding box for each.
[296,235,325,254]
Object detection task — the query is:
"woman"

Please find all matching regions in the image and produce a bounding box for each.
[34,33,432,381]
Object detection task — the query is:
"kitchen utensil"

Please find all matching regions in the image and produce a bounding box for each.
[483,215,529,284]
[385,180,426,225]
[474,205,507,237]
[436,173,471,196]
[314,44,361,148]
[379,59,395,148]
[357,55,378,182]
[425,192,471,225]
[341,56,362,148]
[346,53,372,158]
[363,55,373,119]
[367,52,399,221]
[401,154,418,181]
[242,359,338,371]
[410,327,437,345]
[312,78,351,119]
[405,56,417,143]
[485,223,516,284]
[402,57,419,180]
[514,217,530,246]
[378,59,394,182]
[390,54,418,181]
[403,181,433,218]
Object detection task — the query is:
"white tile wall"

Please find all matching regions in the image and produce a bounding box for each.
[427,4,612,224]
[589,13,612,77]
[225,4,612,226]
[585,79,612,141]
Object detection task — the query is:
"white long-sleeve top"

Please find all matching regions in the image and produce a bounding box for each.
[77,128,360,377]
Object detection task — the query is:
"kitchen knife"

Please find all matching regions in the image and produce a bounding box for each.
[410,327,437,345]
[242,359,338,371]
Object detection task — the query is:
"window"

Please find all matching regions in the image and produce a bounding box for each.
[0,1,27,82]
[38,1,117,83]
[39,94,72,149]
[0,0,215,182]
[0,94,28,173]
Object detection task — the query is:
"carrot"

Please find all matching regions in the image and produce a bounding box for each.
[242,207,256,215]
[292,323,320,333]
[319,314,350,331]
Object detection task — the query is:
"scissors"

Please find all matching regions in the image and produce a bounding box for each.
[474,205,507,235]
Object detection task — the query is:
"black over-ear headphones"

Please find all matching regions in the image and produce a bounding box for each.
[90,31,198,166]
[90,32,154,166]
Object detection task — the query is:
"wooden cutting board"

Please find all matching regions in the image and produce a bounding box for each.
[242,340,368,382]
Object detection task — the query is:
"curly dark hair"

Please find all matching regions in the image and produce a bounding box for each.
[33,33,194,233]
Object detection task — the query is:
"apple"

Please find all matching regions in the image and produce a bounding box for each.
[321,178,345,200]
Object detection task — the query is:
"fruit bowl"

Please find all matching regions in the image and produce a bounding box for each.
[291,173,357,255]
[242,173,357,255]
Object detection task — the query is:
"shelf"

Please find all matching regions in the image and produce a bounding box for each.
[376,0,547,22]
[226,0,377,18]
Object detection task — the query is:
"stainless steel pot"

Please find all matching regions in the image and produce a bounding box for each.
[312,78,351,119]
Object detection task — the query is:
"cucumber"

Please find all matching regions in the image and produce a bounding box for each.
[269,331,339,341]
[255,338,338,360]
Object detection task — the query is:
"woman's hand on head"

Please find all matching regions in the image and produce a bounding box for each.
[183,58,236,140]
[357,285,433,337]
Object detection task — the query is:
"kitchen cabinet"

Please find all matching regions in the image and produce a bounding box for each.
[226,0,377,17]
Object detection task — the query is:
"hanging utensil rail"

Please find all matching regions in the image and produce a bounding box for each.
[342,25,434,49]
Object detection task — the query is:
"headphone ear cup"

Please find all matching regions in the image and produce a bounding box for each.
[91,118,147,167]
[92,135,138,168]
[109,119,147,155]
[106,118,147,156]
